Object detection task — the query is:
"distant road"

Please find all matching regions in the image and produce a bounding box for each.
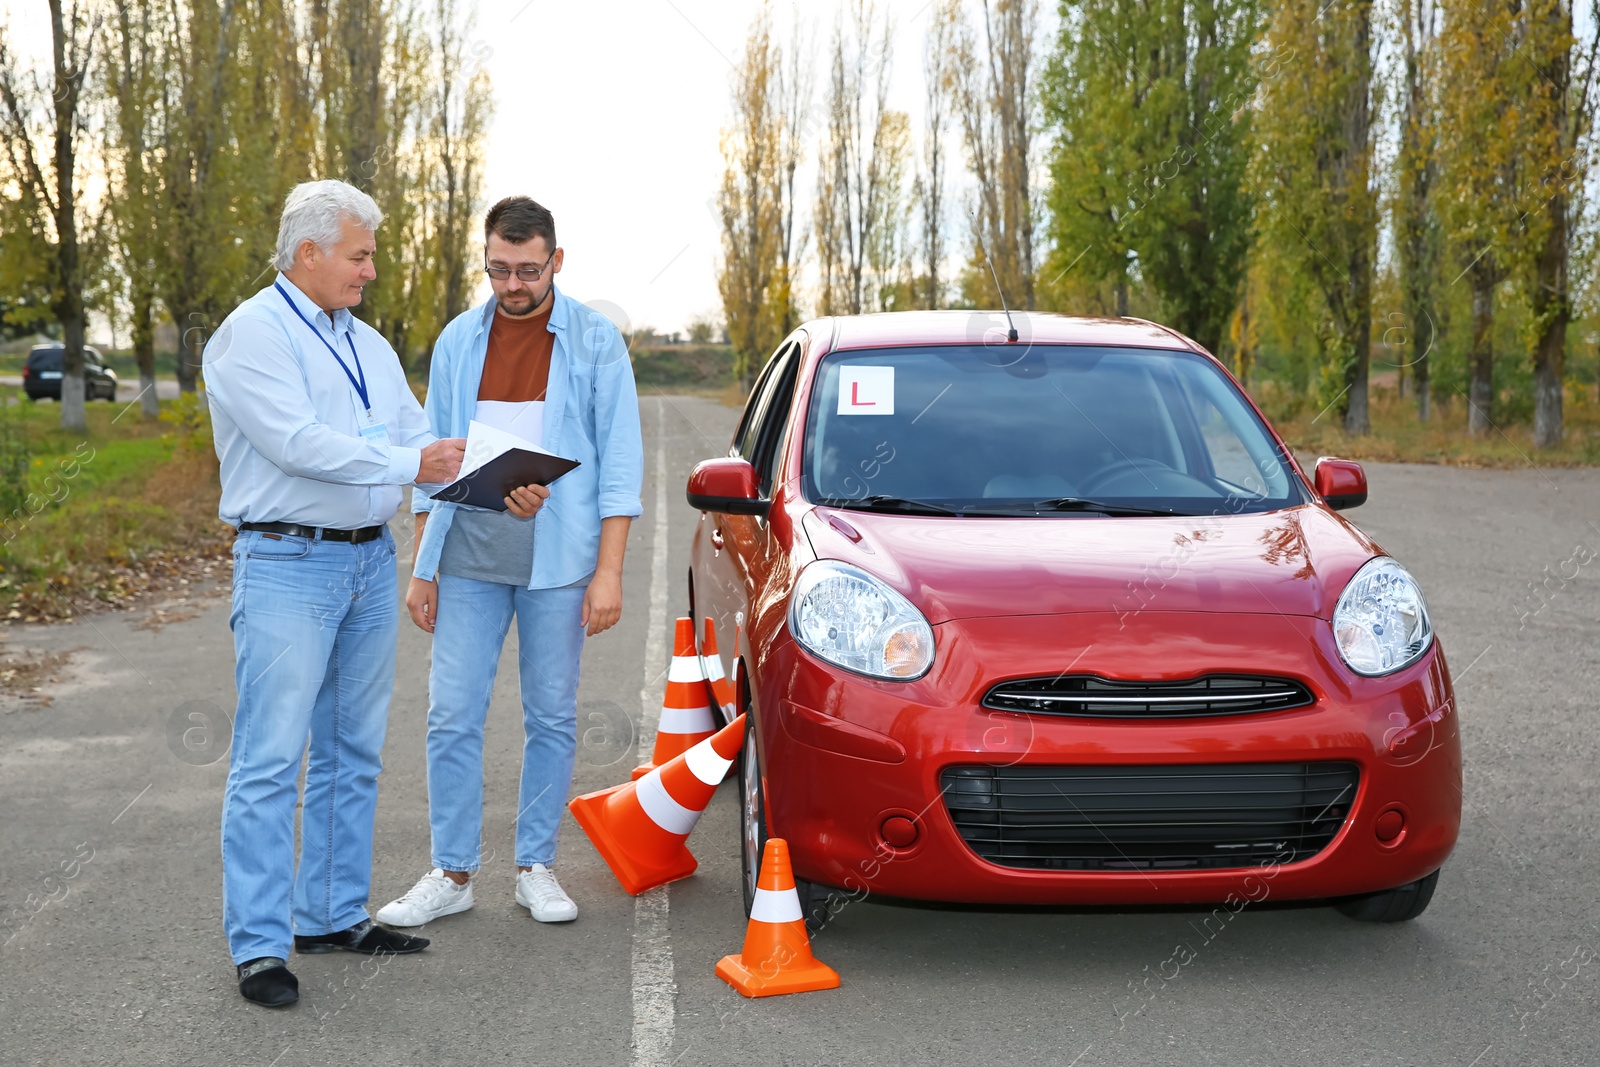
[0,375,185,403]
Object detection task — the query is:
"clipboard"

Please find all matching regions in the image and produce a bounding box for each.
[430,449,580,512]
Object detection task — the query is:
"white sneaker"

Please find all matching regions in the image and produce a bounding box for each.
[515,864,578,922]
[375,868,474,927]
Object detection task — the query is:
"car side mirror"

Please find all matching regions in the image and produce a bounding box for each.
[1314,457,1367,510]
[686,458,770,516]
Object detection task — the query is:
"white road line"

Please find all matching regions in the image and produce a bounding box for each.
[632,399,675,1065]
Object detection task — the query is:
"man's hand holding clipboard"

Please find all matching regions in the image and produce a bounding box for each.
[421,420,581,513]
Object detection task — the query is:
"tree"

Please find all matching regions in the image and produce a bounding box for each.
[154,0,264,395]
[0,0,100,432]
[423,0,491,337]
[1394,0,1443,421]
[915,2,957,309]
[815,1,910,315]
[1516,0,1597,449]
[1042,0,1265,352]
[950,0,1040,309]
[1435,1,1560,436]
[717,7,786,389]
[1254,0,1379,435]
[774,20,811,336]
[103,0,167,420]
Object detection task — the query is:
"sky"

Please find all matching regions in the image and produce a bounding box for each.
[0,0,958,339]
[471,0,949,336]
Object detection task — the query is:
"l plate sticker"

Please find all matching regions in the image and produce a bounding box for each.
[838,366,894,415]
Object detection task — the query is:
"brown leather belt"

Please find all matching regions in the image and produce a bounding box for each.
[237,521,385,544]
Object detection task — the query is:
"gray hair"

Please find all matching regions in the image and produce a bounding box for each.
[272,180,383,271]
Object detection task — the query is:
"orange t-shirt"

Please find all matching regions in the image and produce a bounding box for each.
[480,305,553,403]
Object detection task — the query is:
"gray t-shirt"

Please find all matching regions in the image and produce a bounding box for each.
[438,507,535,586]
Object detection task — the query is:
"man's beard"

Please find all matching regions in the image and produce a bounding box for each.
[500,289,541,316]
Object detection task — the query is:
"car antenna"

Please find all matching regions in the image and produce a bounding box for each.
[971,220,1019,342]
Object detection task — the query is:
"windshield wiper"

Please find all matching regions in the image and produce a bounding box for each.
[828,494,961,516]
[1020,496,1189,517]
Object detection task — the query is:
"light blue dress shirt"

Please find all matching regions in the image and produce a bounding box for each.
[411,285,644,590]
[206,274,436,529]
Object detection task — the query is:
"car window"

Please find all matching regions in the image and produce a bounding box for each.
[802,345,1301,516]
[751,349,800,497]
[732,346,786,459]
[734,342,796,462]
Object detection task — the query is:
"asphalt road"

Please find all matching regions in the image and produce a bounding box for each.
[1,393,1598,1067]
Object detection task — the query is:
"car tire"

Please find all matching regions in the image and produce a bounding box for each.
[1334,868,1440,923]
[738,714,839,934]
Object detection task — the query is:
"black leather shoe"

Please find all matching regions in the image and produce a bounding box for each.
[237,957,298,1007]
[294,918,430,956]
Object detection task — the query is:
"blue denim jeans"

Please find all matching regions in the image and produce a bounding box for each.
[221,528,398,965]
[426,572,587,871]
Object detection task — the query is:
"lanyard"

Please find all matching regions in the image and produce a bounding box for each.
[274,282,370,412]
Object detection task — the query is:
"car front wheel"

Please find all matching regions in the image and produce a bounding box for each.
[738,717,839,934]
[1334,868,1440,922]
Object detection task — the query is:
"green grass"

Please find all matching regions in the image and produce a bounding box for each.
[0,390,229,621]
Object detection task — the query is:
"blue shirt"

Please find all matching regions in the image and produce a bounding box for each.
[206,274,436,529]
[412,286,644,589]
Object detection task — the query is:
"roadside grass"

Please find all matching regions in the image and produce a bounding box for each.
[0,392,231,622]
[1255,380,1600,469]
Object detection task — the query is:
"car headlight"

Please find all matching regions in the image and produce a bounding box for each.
[1332,557,1434,676]
[788,560,934,680]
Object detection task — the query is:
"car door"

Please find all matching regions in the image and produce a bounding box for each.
[696,341,800,696]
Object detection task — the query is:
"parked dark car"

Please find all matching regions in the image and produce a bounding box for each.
[22,343,119,402]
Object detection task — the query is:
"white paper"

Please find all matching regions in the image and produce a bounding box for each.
[458,418,554,480]
[474,399,545,446]
[838,366,894,415]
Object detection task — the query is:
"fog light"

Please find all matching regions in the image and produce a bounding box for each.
[1375,809,1405,843]
[881,815,918,848]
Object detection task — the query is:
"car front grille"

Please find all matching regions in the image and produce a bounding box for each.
[981,674,1315,718]
[941,761,1359,871]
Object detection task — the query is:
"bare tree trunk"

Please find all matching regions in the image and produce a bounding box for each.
[1532,185,1568,449]
[1467,266,1495,435]
[1530,1,1574,450]
[133,294,160,420]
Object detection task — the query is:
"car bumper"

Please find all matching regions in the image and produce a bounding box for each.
[756,610,1461,906]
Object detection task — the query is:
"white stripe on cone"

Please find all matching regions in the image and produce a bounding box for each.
[667,657,704,684]
[634,770,700,836]
[686,742,734,787]
[658,704,715,735]
[749,886,804,924]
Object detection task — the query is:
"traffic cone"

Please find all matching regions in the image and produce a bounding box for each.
[700,618,737,720]
[716,838,840,997]
[570,715,746,895]
[632,617,718,780]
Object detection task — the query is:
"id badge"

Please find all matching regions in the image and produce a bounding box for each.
[360,419,389,445]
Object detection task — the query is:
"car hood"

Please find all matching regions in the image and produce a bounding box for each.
[799,503,1381,625]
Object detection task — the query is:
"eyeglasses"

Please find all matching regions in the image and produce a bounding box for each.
[484,250,555,283]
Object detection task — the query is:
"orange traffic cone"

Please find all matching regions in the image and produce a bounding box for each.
[632,617,718,780]
[571,715,746,895]
[700,618,737,720]
[716,838,840,997]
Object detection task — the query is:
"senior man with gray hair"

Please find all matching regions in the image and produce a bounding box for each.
[205,179,484,1008]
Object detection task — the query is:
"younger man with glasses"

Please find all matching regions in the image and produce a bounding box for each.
[377,196,643,926]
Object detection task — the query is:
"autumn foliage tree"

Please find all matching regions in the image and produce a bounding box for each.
[1253,0,1379,435]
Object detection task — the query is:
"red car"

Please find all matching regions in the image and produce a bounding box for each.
[686,312,1460,929]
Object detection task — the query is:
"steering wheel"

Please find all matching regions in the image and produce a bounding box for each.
[1077,457,1184,496]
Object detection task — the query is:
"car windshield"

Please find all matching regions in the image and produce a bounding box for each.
[803,344,1305,517]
